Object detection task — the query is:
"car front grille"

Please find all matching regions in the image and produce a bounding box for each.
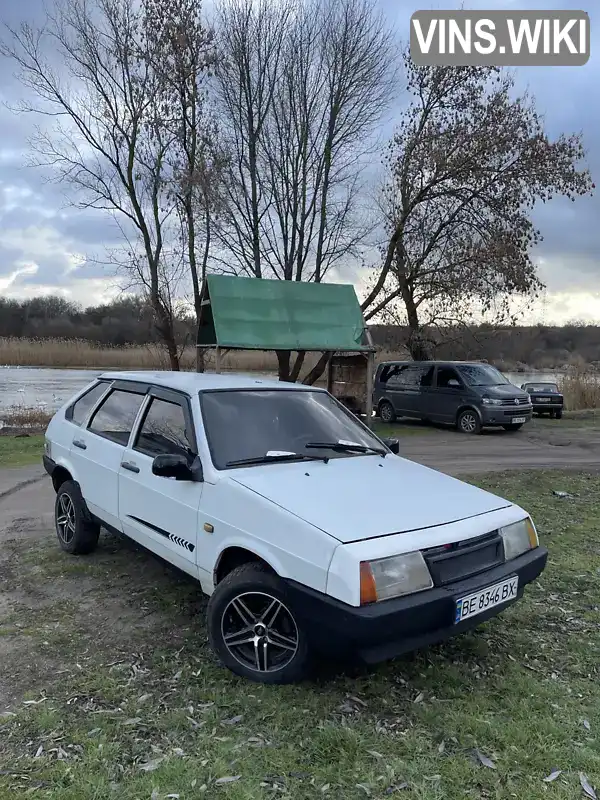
[422,531,504,587]
[500,398,529,406]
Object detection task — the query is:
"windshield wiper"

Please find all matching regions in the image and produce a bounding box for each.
[226,452,329,468]
[304,441,387,456]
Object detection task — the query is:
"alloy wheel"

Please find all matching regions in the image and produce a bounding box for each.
[460,412,477,433]
[221,592,299,674]
[56,493,76,544]
[380,403,393,423]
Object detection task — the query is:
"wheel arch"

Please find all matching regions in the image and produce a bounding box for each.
[51,464,73,493]
[213,545,279,587]
[456,404,483,423]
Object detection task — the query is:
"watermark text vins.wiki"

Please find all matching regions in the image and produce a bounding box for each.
[410,10,590,66]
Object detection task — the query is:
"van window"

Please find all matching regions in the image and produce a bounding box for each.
[88,389,145,446]
[436,368,462,388]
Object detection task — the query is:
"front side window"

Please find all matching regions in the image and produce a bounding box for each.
[88,389,145,446]
[201,389,386,469]
[68,382,109,426]
[436,367,462,389]
[458,364,509,387]
[134,398,194,458]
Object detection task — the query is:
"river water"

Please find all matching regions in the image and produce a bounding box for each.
[0,365,566,417]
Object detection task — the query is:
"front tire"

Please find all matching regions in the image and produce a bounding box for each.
[457,409,481,435]
[207,564,310,684]
[378,400,396,424]
[54,480,100,555]
[555,410,563,419]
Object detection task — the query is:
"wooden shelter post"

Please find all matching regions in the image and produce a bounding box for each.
[215,347,221,374]
[365,351,375,429]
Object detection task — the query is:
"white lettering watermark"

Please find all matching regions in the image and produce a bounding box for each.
[410,10,590,66]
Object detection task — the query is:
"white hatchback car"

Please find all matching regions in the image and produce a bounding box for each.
[43,371,547,683]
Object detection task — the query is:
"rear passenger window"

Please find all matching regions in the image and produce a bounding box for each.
[88,389,145,446]
[437,368,462,388]
[68,382,109,426]
[134,398,193,458]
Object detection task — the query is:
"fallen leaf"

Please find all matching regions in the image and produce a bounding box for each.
[166,795,180,799]
[321,785,330,793]
[580,773,597,799]
[583,719,592,731]
[221,715,243,725]
[87,728,101,738]
[543,769,562,783]
[385,784,409,794]
[414,692,424,703]
[151,790,159,800]
[356,784,371,795]
[367,751,383,759]
[438,741,446,754]
[475,749,496,769]
[137,694,152,705]
[124,718,142,726]
[215,776,241,785]
[138,758,164,772]
[348,696,367,707]
[34,745,43,758]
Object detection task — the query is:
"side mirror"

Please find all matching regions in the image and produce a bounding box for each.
[152,453,202,481]
[447,379,461,388]
[382,437,400,455]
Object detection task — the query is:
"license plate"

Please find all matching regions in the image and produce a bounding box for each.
[537,398,551,403]
[455,576,518,623]
[512,416,526,424]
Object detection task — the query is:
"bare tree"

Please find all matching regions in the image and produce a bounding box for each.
[145,0,226,372]
[363,55,594,359]
[1,0,183,368]
[214,0,396,382]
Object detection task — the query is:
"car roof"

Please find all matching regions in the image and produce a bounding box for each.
[377,360,490,367]
[99,370,320,393]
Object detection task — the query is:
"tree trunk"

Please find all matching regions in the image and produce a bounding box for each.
[401,282,433,361]
[276,350,291,381]
[303,352,330,385]
[196,344,205,373]
[289,351,306,382]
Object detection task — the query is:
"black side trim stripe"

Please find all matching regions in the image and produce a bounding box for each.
[128,515,195,553]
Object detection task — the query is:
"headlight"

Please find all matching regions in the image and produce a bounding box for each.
[500,518,538,560]
[360,552,433,604]
[482,397,502,406]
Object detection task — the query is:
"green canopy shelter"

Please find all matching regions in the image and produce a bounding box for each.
[196,274,376,424]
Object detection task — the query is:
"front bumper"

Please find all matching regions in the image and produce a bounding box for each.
[285,546,547,664]
[480,406,533,426]
[531,401,563,411]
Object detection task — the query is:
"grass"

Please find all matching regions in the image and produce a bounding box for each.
[0,471,599,799]
[559,371,600,411]
[0,435,45,467]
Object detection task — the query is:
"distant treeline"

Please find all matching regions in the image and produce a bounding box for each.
[1,295,599,369]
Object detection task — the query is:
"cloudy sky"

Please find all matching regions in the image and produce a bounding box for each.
[0,0,598,324]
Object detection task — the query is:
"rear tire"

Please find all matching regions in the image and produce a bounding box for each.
[207,564,311,684]
[502,424,523,432]
[54,480,100,555]
[549,409,556,419]
[378,400,396,424]
[457,409,481,435]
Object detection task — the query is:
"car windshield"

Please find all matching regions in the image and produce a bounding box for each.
[527,383,559,393]
[200,389,385,469]
[458,364,509,387]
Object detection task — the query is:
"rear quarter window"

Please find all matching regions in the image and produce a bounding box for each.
[67,382,110,426]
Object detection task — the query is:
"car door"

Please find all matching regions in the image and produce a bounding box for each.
[118,388,203,577]
[384,365,413,416]
[69,384,147,531]
[413,365,436,419]
[431,366,465,423]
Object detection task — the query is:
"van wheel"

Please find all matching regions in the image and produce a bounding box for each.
[208,564,310,684]
[555,410,563,419]
[55,480,100,555]
[457,410,481,435]
[379,401,396,424]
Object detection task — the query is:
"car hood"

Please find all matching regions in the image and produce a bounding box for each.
[479,384,530,401]
[230,455,512,543]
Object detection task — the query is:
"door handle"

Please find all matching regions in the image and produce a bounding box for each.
[121,461,140,474]
[73,439,87,450]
